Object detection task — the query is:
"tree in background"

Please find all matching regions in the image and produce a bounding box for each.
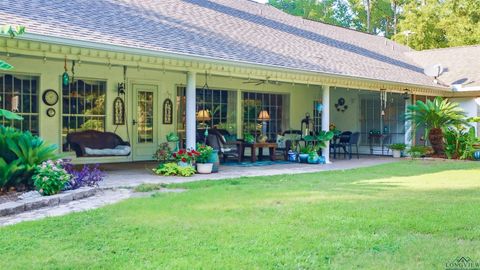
[269,0,480,50]
[394,0,480,50]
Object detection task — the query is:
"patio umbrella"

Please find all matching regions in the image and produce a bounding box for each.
[0,60,13,70]
[0,109,23,120]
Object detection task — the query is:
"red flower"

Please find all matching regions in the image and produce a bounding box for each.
[188,152,192,157]
[178,149,185,154]
[181,157,187,162]
[172,153,177,158]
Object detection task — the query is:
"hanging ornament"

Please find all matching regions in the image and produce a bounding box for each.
[62,56,69,86]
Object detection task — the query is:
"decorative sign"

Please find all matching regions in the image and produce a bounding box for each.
[113,97,125,125]
[334,97,348,112]
[163,98,173,124]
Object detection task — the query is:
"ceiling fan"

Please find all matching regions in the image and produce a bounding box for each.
[242,77,282,86]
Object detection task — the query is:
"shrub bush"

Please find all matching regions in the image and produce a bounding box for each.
[444,127,479,160]
[407,146,431,158]
[32,160,71,196]
[0,126,58,190]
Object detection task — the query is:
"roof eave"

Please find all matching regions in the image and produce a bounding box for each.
[12,32,446,92]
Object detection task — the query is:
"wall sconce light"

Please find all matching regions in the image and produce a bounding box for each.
[402,89,410,100]
[117,83,125,96]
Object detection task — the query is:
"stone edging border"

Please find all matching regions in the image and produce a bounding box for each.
[0,187,97,217]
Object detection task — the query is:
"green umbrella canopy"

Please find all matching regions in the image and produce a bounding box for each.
[0,109,23,120]
[0,60,13,70]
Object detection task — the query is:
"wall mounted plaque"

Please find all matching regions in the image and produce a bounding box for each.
[113,97,125,125]
[163,98,173,125]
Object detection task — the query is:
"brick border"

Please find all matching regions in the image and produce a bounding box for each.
[0,187,97,217]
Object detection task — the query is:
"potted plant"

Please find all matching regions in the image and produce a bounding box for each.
[244,133,255,144]
[298,146,310,163]
[172,149,199,167]
[307,147,320,164]
[388,143,406,158]
[196,144,214,174]
[152,142,172,163]
[287,141,298,162]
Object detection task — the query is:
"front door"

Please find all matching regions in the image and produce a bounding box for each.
[132,84,158,161]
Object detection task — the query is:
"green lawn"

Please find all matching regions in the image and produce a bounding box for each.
[1,160,480,269]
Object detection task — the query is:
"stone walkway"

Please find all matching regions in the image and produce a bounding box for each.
[0,189,132,226]
[1,157,396,226]
[101,156,395,188]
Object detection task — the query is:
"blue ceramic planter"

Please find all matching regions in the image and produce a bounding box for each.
[208,150,220,173]
[287,151,298,162]
[307,154,320,164]
[298,153,309,163]
[473,150,480,161]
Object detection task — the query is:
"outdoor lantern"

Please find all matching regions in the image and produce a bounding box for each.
[257,110,270,135]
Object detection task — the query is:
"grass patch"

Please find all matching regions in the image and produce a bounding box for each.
[1,160,480,269]
[134,183,167,193]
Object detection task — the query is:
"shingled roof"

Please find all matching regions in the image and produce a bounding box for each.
[406,45,480,88]
[0,0,441,88]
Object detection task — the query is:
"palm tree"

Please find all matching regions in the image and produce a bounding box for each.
[405,97,467,156]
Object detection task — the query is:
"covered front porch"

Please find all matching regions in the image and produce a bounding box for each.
[1,36,447,165]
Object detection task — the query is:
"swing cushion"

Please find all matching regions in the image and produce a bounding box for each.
[67,130,131,157]
[85,145,131,156]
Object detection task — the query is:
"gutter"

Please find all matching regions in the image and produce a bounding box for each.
[452,84,480,92]
[12,32,447,91]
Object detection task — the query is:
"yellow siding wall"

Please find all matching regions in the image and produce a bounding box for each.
[5,56,321,162]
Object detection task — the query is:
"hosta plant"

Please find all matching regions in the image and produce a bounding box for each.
[33,160,71,196]
[152,162,196,177]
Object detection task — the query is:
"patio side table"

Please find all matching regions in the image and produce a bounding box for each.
[241,142,277,162]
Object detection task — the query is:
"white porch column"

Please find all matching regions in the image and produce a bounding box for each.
[405,97,413,146]
[322,85,331,163]
[186,71,197,149]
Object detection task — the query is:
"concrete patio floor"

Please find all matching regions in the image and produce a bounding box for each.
[100,156,397,188]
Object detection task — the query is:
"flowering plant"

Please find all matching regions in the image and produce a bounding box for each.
[63,162,105,190]
[196,144,213,163]
[172,149,199,163]
[152,142,172,162]
[32,160,71,196]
